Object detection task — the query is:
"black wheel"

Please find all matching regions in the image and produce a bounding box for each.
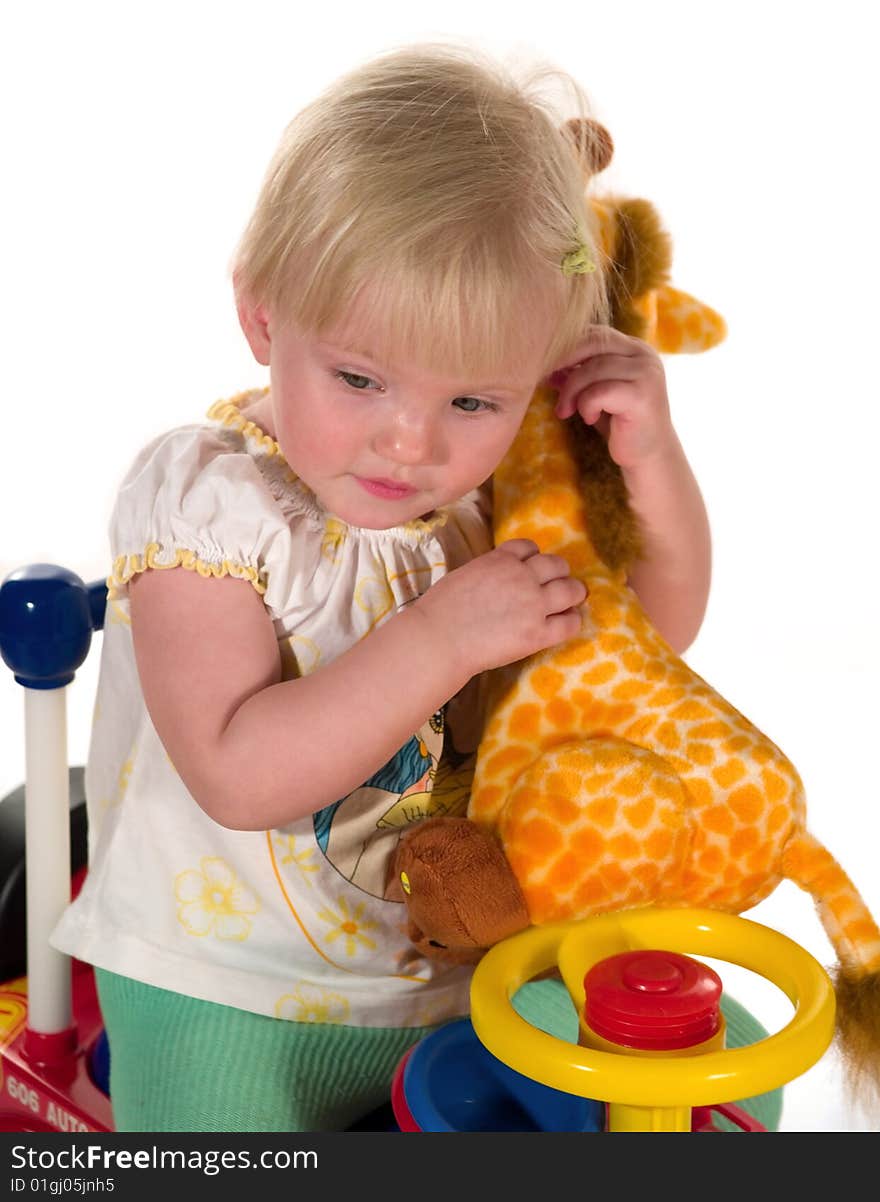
[0,766,87,982]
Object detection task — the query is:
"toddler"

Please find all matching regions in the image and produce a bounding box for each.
[51,43,723,1131]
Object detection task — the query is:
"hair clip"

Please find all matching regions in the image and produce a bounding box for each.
[561,244,597,276]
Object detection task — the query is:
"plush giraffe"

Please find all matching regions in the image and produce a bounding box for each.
[395,122,880,1101]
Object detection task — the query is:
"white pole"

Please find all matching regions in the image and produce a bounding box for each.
[24,685,72,1035]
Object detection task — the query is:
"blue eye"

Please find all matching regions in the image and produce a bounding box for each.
[336,370,376,390]
[453,396,493,413]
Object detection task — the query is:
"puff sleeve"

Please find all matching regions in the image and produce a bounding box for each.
[106,423,289,605]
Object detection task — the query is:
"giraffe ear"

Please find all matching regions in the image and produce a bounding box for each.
[641,285,728,354]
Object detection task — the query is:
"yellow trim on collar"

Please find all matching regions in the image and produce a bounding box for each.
[206,390,281,458]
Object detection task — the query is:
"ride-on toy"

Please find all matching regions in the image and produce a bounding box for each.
[0,564,839,1133]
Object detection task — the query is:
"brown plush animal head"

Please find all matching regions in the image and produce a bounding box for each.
[393,817,529,964]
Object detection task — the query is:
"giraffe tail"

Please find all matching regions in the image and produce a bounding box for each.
[783,830,880,1110]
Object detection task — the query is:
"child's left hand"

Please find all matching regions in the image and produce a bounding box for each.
[547,326,673,471]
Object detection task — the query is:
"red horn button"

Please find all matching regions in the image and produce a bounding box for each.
[583,950,723,1050]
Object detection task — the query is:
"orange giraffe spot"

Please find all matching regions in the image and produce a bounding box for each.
[547,793,580,825]
[622,714,660,740]
[603,634,633,654]
[687,743,716,767]
[508,785,541,810]
[767,804,791,835]
[533,523,565,547]
[609,832,641,860]
[654,776,683,803]
[582,662,619,686]
[683,778,713,808]
[573,876,609,911]
[570,688,598,711]
[692,721,731,741]
[612,679,654,702]
[728,785,764,824]
[598,861,630,893]
[484,746,532,776]
[747,845,776,874]
[616,771,647,798]
[555,643,596,668]
[603,703,638,726]
[645,828,675,860]
[624,798,655,829]
[731,828,761,858]
[739,873,770,900]
[554,851,584,891]
[582,771,614,796]
[571,827,606,863]
[761,767,791,803]
[633,862,661,890]
[516,816,564,857]
[509,705,542,740]
[650,687,683,707]
[699,846,726,874]
[670,699,715,722]
[532,667,566,699]
[541,488,578,519]
[472,784,503,812]
[545,769,581,796]
[712,758,747,788]
[703,805,735,836]
[621,650,646,673]
[525,882,562,922]
[656,721,681,751]
[586,797,618,828]
[547,698,577,728]
[848,919,880,944]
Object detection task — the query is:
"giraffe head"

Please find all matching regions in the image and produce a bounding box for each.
[565,117,727,354]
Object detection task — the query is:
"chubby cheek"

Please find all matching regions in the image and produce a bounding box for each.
[277,409,350,478]
[457,424,524,490]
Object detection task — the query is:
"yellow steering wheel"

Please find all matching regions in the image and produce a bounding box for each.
[470,907,835,1131]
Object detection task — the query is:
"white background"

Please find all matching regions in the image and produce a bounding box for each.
[1,1,877,1132]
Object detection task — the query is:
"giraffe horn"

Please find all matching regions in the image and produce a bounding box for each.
[783,830,880,1109]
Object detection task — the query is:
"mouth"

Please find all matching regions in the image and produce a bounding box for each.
[356,476,417,500]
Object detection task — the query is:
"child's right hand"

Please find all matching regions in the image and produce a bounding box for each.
[413,539,588,675]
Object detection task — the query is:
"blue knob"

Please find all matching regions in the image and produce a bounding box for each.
[0,565,105,689]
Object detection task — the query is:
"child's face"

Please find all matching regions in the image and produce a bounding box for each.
[243,305,549,529]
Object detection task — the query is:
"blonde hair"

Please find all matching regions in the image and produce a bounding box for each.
[234,43,608,380]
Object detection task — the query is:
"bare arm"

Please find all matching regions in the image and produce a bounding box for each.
[623,433,712,655]
[550,327,712,656]
[129,541,585,831]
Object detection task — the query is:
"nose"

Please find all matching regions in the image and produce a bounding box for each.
[372,409,445,466]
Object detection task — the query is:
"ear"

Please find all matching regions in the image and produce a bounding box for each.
[234,275,272,366]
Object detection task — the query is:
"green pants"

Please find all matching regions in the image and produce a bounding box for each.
[95,969,781,1132]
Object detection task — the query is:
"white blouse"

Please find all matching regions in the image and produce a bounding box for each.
[51,391,493,1027]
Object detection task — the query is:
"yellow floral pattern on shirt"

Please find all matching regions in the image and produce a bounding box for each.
[317,897,379,956]
[174,857,260,940]
[273,834,319,887]
[274,984,351,1024]
[102,748,135,810]
[321,519,347,563]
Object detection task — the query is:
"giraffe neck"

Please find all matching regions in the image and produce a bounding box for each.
[493,387,622,584]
